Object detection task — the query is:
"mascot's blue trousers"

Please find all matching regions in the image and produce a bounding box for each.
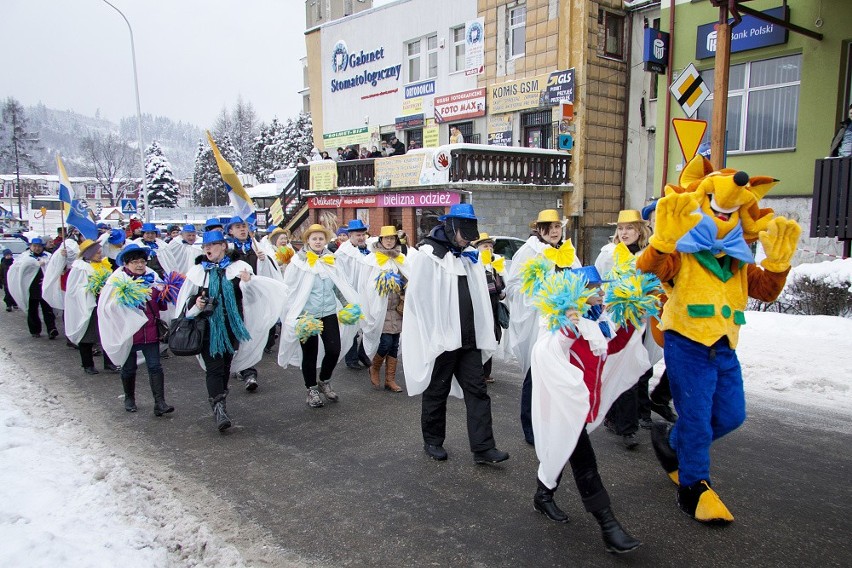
[664,331,746,487]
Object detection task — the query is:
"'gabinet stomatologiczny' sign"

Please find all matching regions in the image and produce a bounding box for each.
[308,192,460,209]
[434,89,486,124]
[330,40,402,94]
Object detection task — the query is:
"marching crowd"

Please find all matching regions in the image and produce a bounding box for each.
[0,164,800,555]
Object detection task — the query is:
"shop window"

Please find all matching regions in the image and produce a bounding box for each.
[407,39,421,83]
[406,129,423,151]
[449,122,473,143]
[696,54,801,153]
[522,110,553,149]
[601,10,624,59]
[509,6,526,59]
[451,26,465,72]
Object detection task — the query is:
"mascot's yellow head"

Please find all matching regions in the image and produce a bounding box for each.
[665,156,777,242]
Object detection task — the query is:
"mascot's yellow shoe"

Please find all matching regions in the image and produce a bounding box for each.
[678,480,735,524]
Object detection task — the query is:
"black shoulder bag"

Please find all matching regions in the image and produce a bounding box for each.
[168,272,208,356]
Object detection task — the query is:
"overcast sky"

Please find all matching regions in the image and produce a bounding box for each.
[1,0,314,129]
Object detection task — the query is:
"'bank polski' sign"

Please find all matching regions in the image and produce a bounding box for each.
[330,40,402,93]
[695,6,788,60]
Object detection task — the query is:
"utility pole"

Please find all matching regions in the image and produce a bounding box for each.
[710,2,732,167]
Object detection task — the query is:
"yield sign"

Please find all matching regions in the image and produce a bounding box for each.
[672,118,707,163]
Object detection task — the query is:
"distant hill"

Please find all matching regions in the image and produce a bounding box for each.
[25,103,202,179]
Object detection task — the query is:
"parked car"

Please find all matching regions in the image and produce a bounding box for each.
[490,235,527,273]
[0,236,31,260]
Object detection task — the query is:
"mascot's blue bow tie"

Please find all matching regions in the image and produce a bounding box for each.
[232,240,252,254]
[454,249,479,263]
[676,214,754,264]
[202,256,232,271]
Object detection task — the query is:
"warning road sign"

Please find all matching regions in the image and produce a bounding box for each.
[669,63,709,118]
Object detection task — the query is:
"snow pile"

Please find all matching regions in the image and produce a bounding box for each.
[0,349,248,568]
[786,257,852,292]
[737,311,852,413]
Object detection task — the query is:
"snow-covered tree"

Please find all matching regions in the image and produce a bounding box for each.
[193,134,242,206]
[249,112,314,183]
[145,141,179,208]
[212,97,257,171]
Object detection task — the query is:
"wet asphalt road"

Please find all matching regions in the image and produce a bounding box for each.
[2,315,850,568]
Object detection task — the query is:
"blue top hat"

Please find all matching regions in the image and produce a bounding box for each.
[204,218,224,231]
[570,265,606,286]
[116,243,150,266]
[140,222,160,234]
[97,222,110,230]
[107,228,126,246]
[335,227,348,236]
[182,224,197,233]
[438,203,477,221]
[345,219,369,233]
[201,230,227,245]
[30,237,45,246]
[641,200,658,222]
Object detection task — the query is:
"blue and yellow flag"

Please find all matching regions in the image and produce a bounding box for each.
[206,131,256,227]
[57,154,99,240]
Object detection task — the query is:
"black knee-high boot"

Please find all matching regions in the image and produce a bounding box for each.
[121,374,137,412]
[150,371,174,416]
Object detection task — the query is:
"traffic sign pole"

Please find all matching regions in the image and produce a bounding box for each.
[711,16,732,168]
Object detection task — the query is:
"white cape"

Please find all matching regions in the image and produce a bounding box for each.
[43,240,77,310]
[401,245,497,399]
[531,322,650,489]
[167,239,202,274]
[97,268,155,367]
[7,252,49,309]
[358,249,411,359]
[176,261,288,373]
[64,260,97,345]
[276,253,360,369]
[505,236,582,375]
[334,240,372,290]
[133,238,178,275]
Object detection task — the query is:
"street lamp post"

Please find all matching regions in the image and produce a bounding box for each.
[102,0,149,222]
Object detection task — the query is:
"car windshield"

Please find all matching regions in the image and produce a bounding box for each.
[1,240,29,255]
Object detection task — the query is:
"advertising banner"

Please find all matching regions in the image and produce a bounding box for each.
[487,115,513,146]
[434,88,486,123]
[309,161,338,192]
[464,17,485,76]
[375,151,449,189]
[487,73,550,114]
[308,195,378,209]
[423,126,439,148]
[542,69,575,105]
[322,127,371,149]
[696,6,788,60]
[402,97,423,116]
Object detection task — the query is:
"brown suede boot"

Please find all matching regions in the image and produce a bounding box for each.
[370,354,385,389]
[384,356,402,392]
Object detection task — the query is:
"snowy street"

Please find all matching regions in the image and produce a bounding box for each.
[1,310,850,567]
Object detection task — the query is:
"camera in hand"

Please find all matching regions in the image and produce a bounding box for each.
[199,296,218,318]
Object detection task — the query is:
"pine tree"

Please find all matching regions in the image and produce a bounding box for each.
[145,141,180,208]
[193,140,224,206]
[251,118,287,183]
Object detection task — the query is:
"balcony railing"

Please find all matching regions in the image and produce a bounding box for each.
[811,156,851,241]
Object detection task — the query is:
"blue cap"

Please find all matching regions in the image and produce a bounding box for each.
[30,237,45,246]
[141,223,160,234]
[570,265,606,286]
[641,200,658,221]
[182,224,197,233]
[107,228,126,246]
[438,203,477,221]
[97,222,110,230]
[204,218,224,231]
[335,227,348,236]
[2,249,11,256]
[344,219,369,232]
[116,243,149,266]
[201,230,227,245]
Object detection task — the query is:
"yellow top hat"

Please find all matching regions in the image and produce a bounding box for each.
[78,239,99,255]
[301,224,333,241]
[472,232,495,246]
[536,209,561,224]
[269,227,290,241]
[378,225,398,238]
[608,209,645,225]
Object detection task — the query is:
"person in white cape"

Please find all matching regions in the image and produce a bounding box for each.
[133,222,178,278]
[175,229,287,432]
[335,218,373,370]
[258,227,295,279]
[100,228,127,270]
[401,204,509,465]
[6,237,59,339]
[277,224,360,408]
[529,265,647,554]
[64,239,120,375]
[471,232,507,384]
[166,224,202,274]
[504,209,581,445]
[42,230,79,311]
[359,225,410,392]
[97,244,174,416]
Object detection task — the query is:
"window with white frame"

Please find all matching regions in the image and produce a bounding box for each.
[407,39,421,83]
[451,26,465,72]
[696,54,801,153]
[427,34,438,79]
[509,6,526,59]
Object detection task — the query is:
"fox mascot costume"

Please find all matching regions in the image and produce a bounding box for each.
[637,156,800,523]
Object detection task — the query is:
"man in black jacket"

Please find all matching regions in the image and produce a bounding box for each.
[388,136,406,156]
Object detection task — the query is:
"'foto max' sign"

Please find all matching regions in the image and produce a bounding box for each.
[434,89,486,123]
